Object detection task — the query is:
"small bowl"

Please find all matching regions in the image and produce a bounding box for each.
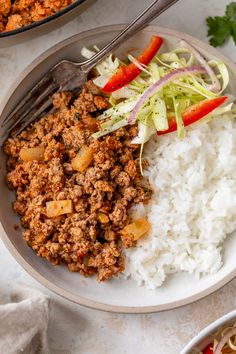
[0,0,93,47]
[181,309,236,354]
[1,25,236,313]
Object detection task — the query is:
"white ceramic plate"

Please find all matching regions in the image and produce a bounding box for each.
[1,25,236,313]
[181,309,236,354]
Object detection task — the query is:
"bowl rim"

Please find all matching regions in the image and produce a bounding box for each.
[0,0,86,38]
[181,309,236,354]
[1,24,236,313]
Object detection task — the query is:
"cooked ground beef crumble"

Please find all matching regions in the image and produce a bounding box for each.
[0,0,75,32]
[4,81,152,281]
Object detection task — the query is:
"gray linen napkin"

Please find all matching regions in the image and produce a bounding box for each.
[0,284,50,354]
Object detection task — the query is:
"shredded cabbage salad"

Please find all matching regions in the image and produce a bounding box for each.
[81,38,235,171]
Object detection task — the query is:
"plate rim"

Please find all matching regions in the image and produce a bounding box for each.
[1,24,236,313]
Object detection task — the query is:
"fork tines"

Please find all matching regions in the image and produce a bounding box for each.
[2,73,59,137]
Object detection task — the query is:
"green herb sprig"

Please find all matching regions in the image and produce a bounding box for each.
[206,2,236,47]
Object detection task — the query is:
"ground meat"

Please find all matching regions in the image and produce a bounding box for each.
[4,80,152,281]
[5,14,23,31]
[0,0,75,32]
[0,0,11,17]
[52,91,73,110]
[94,95,108,110]
[120,233,137,249]
[73,92,97,116]
[115,171,131,188]
[125,160,137,179]
[85,80,101,95]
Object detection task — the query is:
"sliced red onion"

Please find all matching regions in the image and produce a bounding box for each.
[180,40,221,93]
[214,327,236,354]
[128,66,206,124]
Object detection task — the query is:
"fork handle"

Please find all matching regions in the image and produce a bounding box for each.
[80,0,180,73]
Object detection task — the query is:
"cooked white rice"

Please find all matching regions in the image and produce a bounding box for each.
[124,115,236,289]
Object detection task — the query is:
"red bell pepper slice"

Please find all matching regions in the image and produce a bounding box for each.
[102,36,163,93]
[157,96,228,135]
[202,343,213,354]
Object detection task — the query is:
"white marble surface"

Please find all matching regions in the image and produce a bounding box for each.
[0,0,236,353]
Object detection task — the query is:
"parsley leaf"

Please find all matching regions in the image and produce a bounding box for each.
[231,20,236,44]
[206,2,236,47]
[226,2,236,19]
[206,16,232,47]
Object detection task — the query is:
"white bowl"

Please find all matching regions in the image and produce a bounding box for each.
[1,25,236,313]
[181,309,236,354]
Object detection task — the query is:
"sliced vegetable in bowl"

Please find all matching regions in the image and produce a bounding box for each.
[181,309,236,354]
[81,35,234,178]
[193,323,236,354]
[81,35,233,148]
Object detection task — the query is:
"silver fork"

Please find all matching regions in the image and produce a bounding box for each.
[1,0,179,141]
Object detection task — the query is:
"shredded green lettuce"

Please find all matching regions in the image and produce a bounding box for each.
[132,116,155,175]
[97,97,140,120]
[173,98,185,138]
[208,59,229,93]
[131,119,156,145]
[150,95,168,131]
[92,118,128,139]
[80,44,232,142]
